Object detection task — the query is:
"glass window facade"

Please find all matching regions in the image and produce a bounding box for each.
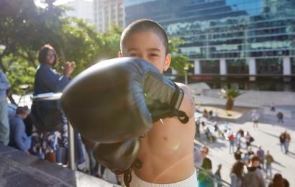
[124,0,295,60]
[256,58,283,75]
[200,60,220,74]
[227,59,248,74]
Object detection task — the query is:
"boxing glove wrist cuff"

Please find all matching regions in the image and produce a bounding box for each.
[170,82,184,110]
[144,73,189,124]
[144,71,184,110]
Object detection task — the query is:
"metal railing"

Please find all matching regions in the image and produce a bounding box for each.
[195,165,231,187]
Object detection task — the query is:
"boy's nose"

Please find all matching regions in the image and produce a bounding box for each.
[140,55,149,62]
[137,54,144,59]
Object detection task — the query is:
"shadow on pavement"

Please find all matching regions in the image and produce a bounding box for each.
[273,161,285,168]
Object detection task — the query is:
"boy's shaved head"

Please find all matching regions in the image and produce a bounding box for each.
[120,19,169,54]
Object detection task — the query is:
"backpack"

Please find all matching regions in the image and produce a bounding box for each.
[250,136,255,142]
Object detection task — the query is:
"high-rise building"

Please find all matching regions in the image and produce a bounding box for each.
[63,0,94,25]
[124,0,295,91]
[93,0,124,33]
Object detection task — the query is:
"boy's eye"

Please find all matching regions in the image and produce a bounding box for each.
[129,53,138,57]
[149,54,158,57]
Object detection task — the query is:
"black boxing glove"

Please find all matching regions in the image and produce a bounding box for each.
[93,138,140,174]
[61,57,188,143]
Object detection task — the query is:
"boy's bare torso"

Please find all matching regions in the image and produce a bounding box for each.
[134,84,196,184]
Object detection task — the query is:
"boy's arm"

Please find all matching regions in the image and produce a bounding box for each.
[176,83,195,119]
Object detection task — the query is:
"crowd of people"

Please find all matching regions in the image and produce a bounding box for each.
[194,108,291,187]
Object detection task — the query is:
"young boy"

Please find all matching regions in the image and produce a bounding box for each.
[119,19,197,186]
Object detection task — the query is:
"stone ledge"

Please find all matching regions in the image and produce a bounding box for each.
[0,144,119,187]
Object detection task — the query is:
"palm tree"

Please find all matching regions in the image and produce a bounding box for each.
[221,88,241,110]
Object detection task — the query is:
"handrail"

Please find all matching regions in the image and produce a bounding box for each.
[195,165,231,187]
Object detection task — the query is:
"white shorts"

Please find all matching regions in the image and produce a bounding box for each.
[129,170,198,187]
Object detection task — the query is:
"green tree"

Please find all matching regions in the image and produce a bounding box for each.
[98,23,123,60]
[0,0,63,71]
[0,0,64,98]
[221,88,241,110]
[57,17,102,74]
[168,38,192,75]
[6,60,36,95]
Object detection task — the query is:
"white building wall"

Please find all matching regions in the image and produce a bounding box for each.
[249,58,256,75]
[283,57,291,75]
[220,58,227,75]
[194,59,201,75]
[93,0,124,33]
[64,0,94,25]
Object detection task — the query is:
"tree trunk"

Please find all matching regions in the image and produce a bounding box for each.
[226,97,234,110]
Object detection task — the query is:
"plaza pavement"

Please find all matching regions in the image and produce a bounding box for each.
[195,113,295,186]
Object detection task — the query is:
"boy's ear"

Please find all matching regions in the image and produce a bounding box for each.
[118,51,123,58]
[163,53,171,72]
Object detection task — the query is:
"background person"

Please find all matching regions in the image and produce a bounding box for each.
[230,161,244,187]
[279,132,286,152]
[9,107,31,153]
[198,146,214,187]
[251,110,260,129]
[243,155,265,187]
[265,151,274,179]
[31,44,75,163]
[257,146,265,170]
[0,71,10,145]
[277,112,284,123]
[284,131,291,154]
[268,173,285,187]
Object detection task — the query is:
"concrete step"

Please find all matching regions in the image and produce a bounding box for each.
[0,144,119,187]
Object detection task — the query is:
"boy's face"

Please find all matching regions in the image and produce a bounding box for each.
[119,31,171,73]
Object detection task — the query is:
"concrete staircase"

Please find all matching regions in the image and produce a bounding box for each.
[0,144,119,187]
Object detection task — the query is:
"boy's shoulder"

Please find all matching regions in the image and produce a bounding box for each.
[175,83,192,93]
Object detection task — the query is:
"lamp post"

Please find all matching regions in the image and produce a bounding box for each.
[184,66,189,85]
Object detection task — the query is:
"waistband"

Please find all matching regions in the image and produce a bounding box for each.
[129,170,198,187]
